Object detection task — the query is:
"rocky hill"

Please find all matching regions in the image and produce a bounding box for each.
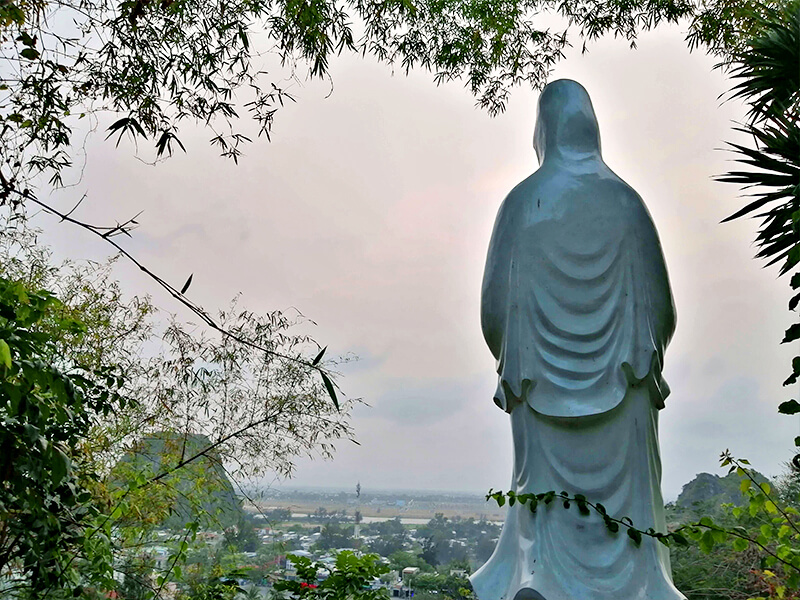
[667,469,770,523]
[676,472,747,507]
[113,431,243,530]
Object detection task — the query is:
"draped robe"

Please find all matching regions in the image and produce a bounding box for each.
[471,80,685,600]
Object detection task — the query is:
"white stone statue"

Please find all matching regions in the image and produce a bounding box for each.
[471,79,685,600]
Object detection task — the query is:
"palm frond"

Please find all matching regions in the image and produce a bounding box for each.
[720,0,800,278]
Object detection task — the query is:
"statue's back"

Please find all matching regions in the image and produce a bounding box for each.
[481,120,675,419]
[472,78,684,600]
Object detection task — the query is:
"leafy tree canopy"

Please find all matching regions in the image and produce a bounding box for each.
[4,0,774,203]
[0,270,123,597]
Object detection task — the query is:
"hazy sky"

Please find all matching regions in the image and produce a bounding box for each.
[37,21,798,502]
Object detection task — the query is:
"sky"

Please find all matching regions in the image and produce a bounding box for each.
[35,20,798,502]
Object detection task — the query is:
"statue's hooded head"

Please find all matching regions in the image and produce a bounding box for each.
[534,79,601,164]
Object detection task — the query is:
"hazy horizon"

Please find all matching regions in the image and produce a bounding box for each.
[247,470,747,503]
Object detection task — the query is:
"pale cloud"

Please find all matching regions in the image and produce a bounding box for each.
[367,377,483,426]
[35,21,798,502]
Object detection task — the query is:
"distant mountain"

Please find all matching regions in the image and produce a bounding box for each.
[114,431,243,530]
[677,472,746,507]
[667,470,770,521]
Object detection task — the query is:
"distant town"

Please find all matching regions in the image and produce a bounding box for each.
[132,486,506,599]
[127,470,752,599]
[248,486,508,522]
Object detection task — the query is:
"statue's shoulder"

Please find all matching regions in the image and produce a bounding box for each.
[511,165,567,195]
[494,164,657,235]
[496,169,558,216]
[607,172,646,204]
[503,171,544,203]
[604,170,661,229]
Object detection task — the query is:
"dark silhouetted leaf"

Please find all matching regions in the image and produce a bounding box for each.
[106,116,147,147]
[156,130,186,157]
[605,519,619,533]
[180,274,193,294]
[778,399,800,414]
[782,323,800,343]
[627,528,642,546]
[671,532,689,546]
[790,292,800,311]
[784,357,800,385]
[320,370,339,411]
[312,346,326,366]
[50,446,70,486]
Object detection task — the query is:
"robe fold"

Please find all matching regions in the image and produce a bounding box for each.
[471,79,684,600]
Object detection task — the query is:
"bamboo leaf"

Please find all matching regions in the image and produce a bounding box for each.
[180,274,193,295]
[312,346,327,366]
[320,370,339,411]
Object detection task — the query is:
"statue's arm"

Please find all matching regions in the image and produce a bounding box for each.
[629,187,677,350]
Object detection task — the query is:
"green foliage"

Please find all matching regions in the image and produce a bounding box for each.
[314,522,357,551]
[273,551,389,599]
[365,526,408,558]
[118,557,155,600]
[223,515,261,553]
[411,571,475,600]
[668,470,773,527]
[675,454,800,600]
[670,533,761,600]
[413,514,492,568]
[418,535,442,567]
[474,533,496,564]
[388,550,433,573]
[0,273,124,597]
[362,517,405,538]
[667,5,800,597]
[177,565,246,600]
[686,0,792,60]
[486,489,686,549]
